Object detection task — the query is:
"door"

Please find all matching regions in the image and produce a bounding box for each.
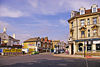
[71,44,74,55]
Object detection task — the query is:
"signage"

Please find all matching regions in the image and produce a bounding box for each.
[0,49,3,53]
[3,49,10,52]
[16,49,22,52]
[11,49,16,52]
[93,41,100,44]
[29,48,35,52]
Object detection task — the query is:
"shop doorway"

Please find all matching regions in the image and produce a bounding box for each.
[71,44,74,55]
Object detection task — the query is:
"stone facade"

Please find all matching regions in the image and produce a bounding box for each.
[68,4,100,56]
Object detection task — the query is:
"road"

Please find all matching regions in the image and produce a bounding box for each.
[0,53,100,67]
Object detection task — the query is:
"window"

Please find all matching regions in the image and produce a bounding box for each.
[71,22,73,28]
[80,10,85,15]
[87,44,92,51]
[72,32,73,37]
[92,8,97,13]
[88,30,90,37]
[93,29,97,36]
[81,31,85,35]
[71,12,74,17]
[80,19,85,26]
[96,44,100,51]
[93,17,97,24]
[81,31,85,38]
[87,18,90,25]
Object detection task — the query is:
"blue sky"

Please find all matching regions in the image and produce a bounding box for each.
[0,0,100,43]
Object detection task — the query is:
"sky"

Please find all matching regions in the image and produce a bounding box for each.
[0,0,100,44]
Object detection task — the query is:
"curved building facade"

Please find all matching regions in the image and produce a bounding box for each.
[68,4,100,56]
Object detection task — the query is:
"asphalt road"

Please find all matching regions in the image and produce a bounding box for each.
[0,53,100,67]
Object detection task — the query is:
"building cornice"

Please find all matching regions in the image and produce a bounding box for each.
[68,12,100,23]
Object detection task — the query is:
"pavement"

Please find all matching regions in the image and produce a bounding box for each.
[53,53,100,59]
[0,53,100,67]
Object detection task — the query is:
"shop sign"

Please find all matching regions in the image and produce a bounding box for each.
[11,49,16,52]
[29,48,35,52]
[93,41,100,44]
[16,49,22,52]
[0,49,3,53]
[3,49,10,52]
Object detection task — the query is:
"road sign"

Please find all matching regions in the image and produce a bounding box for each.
[0,49,3,53]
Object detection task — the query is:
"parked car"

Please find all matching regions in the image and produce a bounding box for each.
[31,51,39,55]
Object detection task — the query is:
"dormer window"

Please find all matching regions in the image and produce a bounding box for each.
[71,11,76,17]
[80,10,85,15]
[80,7,85,15]
[92,4,98,13]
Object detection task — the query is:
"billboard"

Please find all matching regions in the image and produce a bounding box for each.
[3,49,10,52]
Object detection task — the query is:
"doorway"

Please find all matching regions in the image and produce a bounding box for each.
[71,44,74,55]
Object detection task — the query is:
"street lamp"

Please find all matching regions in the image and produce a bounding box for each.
[84,41,87,57]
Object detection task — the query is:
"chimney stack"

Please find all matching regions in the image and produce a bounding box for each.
[13,33,16,38]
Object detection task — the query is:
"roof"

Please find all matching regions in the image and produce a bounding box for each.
[24,37,39,42]
[52,40,60,42]
[9,36,20,41]
[68,8,100,22]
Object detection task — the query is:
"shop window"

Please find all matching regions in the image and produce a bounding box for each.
[96,44,100,50]
[78,43,83,51]
[93,17,97,24]
[80,19,85,26]
[87,44,92,51]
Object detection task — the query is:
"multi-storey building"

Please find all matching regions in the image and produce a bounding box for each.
[68,4,100,56]
[23,37,52,53]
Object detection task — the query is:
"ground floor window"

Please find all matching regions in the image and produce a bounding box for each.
[96,44,100,51]
[87,44,92,51]
[78,43,83,51]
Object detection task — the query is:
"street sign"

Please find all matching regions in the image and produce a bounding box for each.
[0,49,3,53]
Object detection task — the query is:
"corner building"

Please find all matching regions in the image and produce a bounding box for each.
[68,4,100,56]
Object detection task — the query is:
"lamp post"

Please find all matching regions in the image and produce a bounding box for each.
[84,41,87,57]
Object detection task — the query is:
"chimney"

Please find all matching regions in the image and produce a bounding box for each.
[3,27,7,32]
[13,33,16,38]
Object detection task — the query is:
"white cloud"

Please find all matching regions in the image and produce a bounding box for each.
[28,0,100,15]
[59,19,67,26]
[0,6,25,18]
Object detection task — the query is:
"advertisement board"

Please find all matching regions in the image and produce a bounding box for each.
[16,49,22,52]
[3,49,10,52]
[11,49,16,52]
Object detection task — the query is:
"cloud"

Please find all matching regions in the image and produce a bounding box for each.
[0,6,25,18]
[28,0,100,15]
[59,19,67,26]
